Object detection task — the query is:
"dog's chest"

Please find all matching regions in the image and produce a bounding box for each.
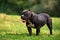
[27,20,35,28]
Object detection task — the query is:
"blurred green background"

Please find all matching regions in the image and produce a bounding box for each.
[0,0,60,40]
[0,0,60,17]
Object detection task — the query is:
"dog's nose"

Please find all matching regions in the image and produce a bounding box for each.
[21,15,24,19]
[21,15,24,17]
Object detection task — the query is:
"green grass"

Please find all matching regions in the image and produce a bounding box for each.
[0,13,60,40]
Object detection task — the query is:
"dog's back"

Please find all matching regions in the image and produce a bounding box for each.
[38,13,50,18]
[36,13,51,25]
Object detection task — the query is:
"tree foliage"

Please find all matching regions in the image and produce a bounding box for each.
[0,0,60,17]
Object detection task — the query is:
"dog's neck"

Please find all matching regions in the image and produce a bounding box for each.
[29,12,37,23]
[31,12,37,16]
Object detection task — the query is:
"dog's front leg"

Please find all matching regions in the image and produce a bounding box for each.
[27,27,32,36]
[26,22,32,36]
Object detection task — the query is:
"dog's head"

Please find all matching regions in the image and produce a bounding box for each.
[21,9,32,23]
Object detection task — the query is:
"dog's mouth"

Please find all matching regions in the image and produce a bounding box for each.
[21,16,28,23]
[22,19,26,23]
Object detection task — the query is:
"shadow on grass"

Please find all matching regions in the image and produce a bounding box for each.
[6,33,29,36]
[0,33,36,39]
[5,33,36,37]
[0,32,60,40]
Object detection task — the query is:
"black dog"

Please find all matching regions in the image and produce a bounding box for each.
[21,9,52,36]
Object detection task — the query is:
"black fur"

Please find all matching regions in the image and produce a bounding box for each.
[21,9,52,36]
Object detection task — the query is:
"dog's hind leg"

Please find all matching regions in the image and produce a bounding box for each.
[35,25,40,36]
[36,28,40,36]
[47,19,52,35]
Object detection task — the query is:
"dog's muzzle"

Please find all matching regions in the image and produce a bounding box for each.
[21,15,26,23]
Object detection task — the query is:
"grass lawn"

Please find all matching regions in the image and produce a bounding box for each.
[0,13,60,40]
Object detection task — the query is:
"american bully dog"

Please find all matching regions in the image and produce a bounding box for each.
[21,9,52,36]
